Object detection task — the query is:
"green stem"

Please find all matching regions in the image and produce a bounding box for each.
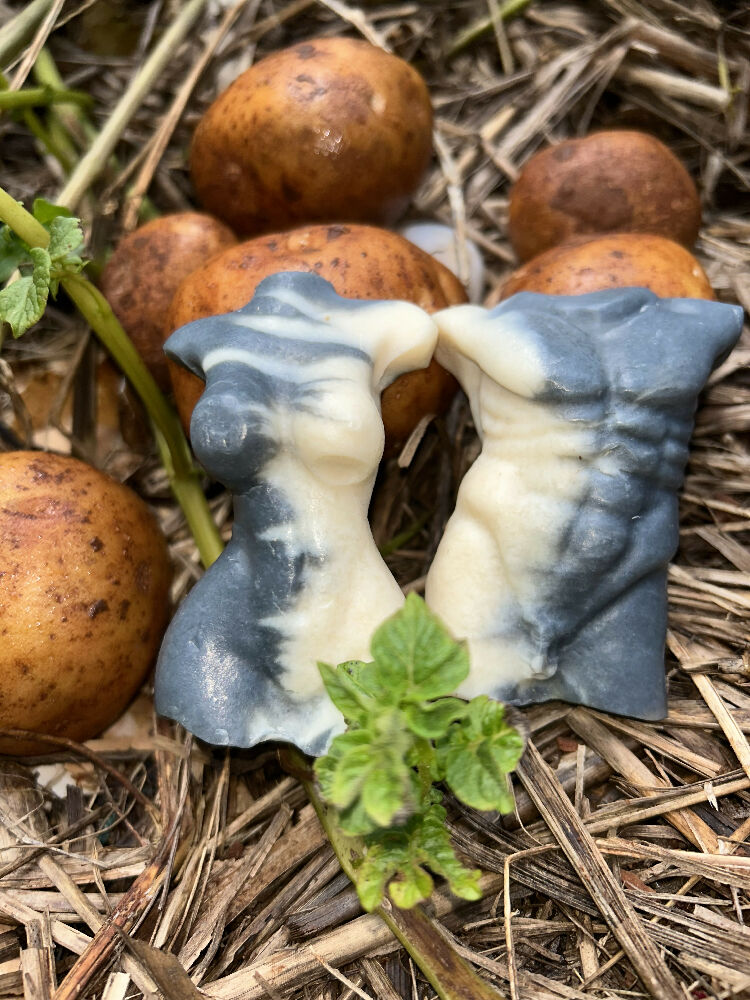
[57,0,210,212]
[0,187,223,568]
[447,0,534,57]
[0,86,93,111]
[0,0,54,68]
[299,765,502,1000]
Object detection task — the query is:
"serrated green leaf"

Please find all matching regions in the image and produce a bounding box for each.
[361,757,411,827]
[437,697,524,813]
[370,594,469,702]
[339,797,379,837]
[46,216,85,294]
[0,247,51,337]
[345,660,392,701]
[415,804,482,900]
[318,661,373,725]
[0,226,30,283]
[389,865,433,908]
[403,697,468,739]
[32,198,72,225]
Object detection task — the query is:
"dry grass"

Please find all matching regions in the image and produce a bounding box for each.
[1,0,749,997]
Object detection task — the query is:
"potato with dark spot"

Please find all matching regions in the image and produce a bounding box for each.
[165,224,468,447]
[100,213,236,390]
[190,38,433,236]
[0,452,172,755]
[509,131,701,262]
[500,233,714,301]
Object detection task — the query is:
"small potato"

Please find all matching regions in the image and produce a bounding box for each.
[190,37,433,235]
[0,451,172,755]
[509,131,701,262]
[500,233,714,302]
[166,224,468,446]
[100,213,236,390]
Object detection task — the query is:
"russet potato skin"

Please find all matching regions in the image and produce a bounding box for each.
[500,233,715,302]
[190,38,433,236]
[100,213,236,390]
[166,224,468,446]
[0,452,172,755]
[509,131,702,262]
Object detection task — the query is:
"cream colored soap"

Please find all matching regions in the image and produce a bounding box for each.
[426,289,743,720]
[154,272,437,754]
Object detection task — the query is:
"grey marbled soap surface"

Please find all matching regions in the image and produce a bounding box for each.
[426,288,744,720]
[154,272,436,755]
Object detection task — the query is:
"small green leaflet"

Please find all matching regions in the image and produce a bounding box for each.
[437,696,525,812]
[355,802,481,912]
[0,199,86,337]
[0,227,29,283]
[0,247,50,337]
[31,198,72,226]
[370,592,470,701]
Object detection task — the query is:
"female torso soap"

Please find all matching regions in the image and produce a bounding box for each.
[155,272,437,754]
[426,289,743,719]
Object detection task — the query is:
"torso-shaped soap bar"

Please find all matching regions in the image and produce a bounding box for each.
[426,289,743,719]
[155,272,437,754]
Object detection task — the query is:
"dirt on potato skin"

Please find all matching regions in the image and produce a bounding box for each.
[190,37,433,237]
[0,451,172,756]
[99,212,237,391]
[500,232,715,301]
[508,131,702,263]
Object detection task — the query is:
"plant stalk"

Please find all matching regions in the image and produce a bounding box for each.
[0,85,93,111]
[298,763,503,1000]
[447,0,533,58]
[0,0,54,69]
[56,0,210,212]
[0,187,223,568]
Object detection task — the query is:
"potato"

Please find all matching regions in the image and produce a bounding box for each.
[100,213,236,390]
[0,451,172,755]
[500,233,715,302]
[509,131,701,262]
[165,224,467,447]
[190,38,433,236]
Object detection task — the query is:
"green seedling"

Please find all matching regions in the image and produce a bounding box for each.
[315,593,524,911]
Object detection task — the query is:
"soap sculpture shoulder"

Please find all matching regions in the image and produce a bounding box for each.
[425,288,743,719]
[155,272,437,755]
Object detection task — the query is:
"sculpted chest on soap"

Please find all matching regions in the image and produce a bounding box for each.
[426,289,743,720]
[154,272,437,755]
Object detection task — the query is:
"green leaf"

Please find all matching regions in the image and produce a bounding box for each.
[338,796,379,837]
[32,198,72,226]
[415,804,482,900]
[46,215,85,293]
[389,865,433,908]
[437,696,524,812]
[318,661,373,725]
[370,593,469,702]
[0,247,51,336]
[403,697,468,739]
[360,756,411,827]
[0,226,29,283]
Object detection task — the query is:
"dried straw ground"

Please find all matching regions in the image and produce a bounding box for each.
[1,1,750,998]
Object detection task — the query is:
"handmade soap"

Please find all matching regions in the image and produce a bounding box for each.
[426,288,743,719]
[155,272,437,754]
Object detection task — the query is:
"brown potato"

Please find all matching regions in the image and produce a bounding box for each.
[100,213,236,390]
[0,451,172,755]
[190,38,433,236]
[509,131,701,262]
[166,224,468,446]
[500,233,714,302]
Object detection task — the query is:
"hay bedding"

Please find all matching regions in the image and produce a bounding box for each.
[0,0,749,997]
